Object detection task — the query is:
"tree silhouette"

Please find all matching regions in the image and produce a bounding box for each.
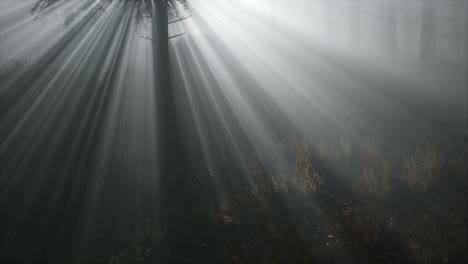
[31,0,194,262]
[143,1,195,262]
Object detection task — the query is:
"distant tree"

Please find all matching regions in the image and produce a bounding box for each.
[421,0,435,59]
[385,0,397,54]
[350,0,360,47]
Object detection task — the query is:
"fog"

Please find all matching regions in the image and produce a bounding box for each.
[1,0,466,263]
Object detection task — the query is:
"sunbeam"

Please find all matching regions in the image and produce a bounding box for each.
[1,0,466,263]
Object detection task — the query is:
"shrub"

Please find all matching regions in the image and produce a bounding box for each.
[294,163,322,193]
[269,137,323,193]
[358,162,392,195]
[401,143,444,191]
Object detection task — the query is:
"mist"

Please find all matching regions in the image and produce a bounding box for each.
[1,1,466,263]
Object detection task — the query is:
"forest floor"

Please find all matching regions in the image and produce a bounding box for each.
[101,136,466,264]
[157,186,465,264]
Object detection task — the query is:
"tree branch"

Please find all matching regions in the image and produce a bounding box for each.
[168,32,185,40]
[135,30,159,45]
[168,14,192,24]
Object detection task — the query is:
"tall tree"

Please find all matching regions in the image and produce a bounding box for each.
[385,0,397,54]
[421,0,436,59]
[29,0,193,261]
[326,0,333,42]
[148,0,194,261]
[350,0,361,47]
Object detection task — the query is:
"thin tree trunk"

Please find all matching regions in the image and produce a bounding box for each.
[351,0,360,48]
[386,0,397,54]
[421,0,435,59]
[326,0,333,42]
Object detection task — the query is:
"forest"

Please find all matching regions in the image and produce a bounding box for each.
[0,0,466,263]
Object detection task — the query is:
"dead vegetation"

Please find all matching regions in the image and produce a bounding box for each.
[89,136,463,264]
[401,143,445,191]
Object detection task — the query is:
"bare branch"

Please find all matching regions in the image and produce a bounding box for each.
[135,30,159,45]
[168,14,192,24]
[168,32,185,40]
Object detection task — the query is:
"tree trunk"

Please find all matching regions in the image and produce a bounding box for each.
[386,0,397,54]
[326,0,333,42]
[151,0,191,261]
[350,0,360,48]
[421,0,435,59]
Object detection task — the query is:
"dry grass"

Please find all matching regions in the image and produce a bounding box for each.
[406,219,450,264]
[271,137,323,193]
[358,162,392,195]
[317,136,352,160]
[295,166,322,193]
[451,154,466,184]
[270,160,322,193]
[336,205,383,246]
[355,140,393,195]
[228,137,451,196]
[197,136,464,263]
[359,139,380,162]
[271,170,290,192]
[401,143,444,191]
[289,138,322,192]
